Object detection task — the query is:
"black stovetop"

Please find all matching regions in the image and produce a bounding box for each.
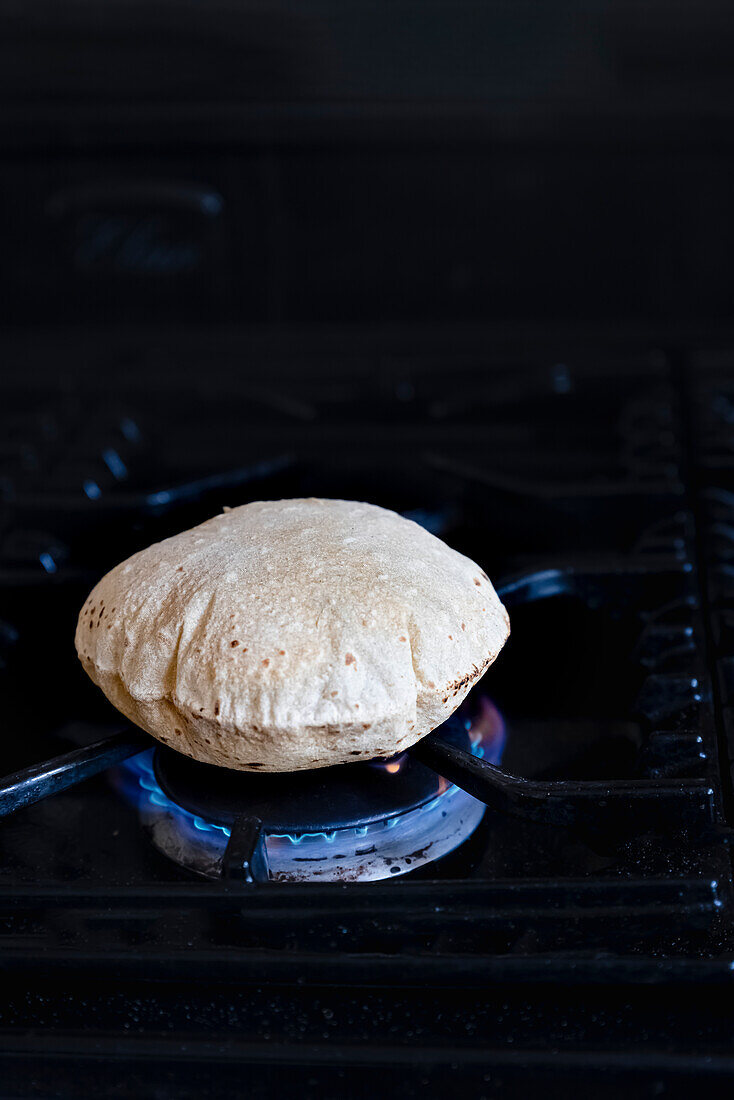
[2,332,734,1097]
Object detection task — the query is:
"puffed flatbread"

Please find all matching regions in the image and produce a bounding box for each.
[76,498,510,771]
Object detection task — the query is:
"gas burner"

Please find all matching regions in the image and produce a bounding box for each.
[114,703,505,882]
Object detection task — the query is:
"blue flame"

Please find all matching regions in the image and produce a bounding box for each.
[465,696,506,765]
[115,704,505,851]
[115,752,232,839]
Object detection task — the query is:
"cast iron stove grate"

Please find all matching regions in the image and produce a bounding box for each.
[1,338,733,1095]
[0,558,721,882]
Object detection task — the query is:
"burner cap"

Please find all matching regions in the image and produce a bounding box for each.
[153,719,470,833]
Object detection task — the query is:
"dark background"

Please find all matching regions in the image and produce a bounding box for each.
[2,0,734,334]
[4,8,734,1098]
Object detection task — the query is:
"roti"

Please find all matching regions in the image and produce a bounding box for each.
[75,498,510,771]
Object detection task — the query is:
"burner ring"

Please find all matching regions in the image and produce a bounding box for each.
[153,719,471,834]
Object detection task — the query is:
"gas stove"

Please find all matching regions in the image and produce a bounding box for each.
[117,714,497,883]
[2,332,734,1096]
